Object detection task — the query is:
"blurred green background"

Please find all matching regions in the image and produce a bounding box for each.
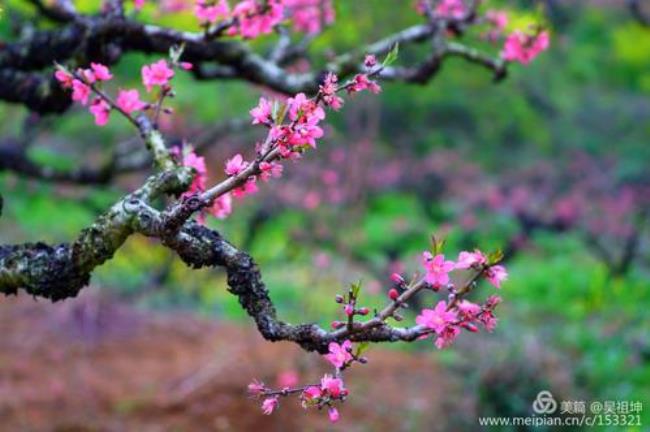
[0,0,649,430]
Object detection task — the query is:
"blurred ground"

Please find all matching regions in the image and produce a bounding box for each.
[0,291,457,432]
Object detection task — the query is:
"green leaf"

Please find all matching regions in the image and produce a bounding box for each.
[169,43,186,64]
[382,43,400,67]
[356,342,370,357]
[431,235,445,255]
[273,100,288,124]
[488,249,504,265]
[350,279,362,299]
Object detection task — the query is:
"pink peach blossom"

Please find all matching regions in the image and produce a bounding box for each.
[501,30,550,65]
[455,250,487,270]
[324,340,353,369]
[229,0,284,39]
[250,97,273,125]
[141,59,175,91]
[209,193,233,219]
[348,74,381,94]
[247,379,265,395]
[55,70,74,88]
[261,397,278,415]
[224,153,248,176]
[116,89,147,114]
[457,300,481,319]
[302,385,322,402]
[182,149,207,194]
[434,325,461,349]
[485,265,508,288]
[415,300,457,335]
[320,374,345,398]
[435,0,466,19]
[285,0,335,34]
[319,72,343,110]
[232,177,258,198]
[422,252,455,287]
[89,98,111,126]
[90,63,113,81]
[71,80,91,105]
[195,0,229,23]
[259,161,283,181]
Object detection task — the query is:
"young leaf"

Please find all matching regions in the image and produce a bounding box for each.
[382,43,400,67]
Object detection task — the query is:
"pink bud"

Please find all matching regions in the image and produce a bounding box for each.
[390,272,404,284]
[331,321,344,329]
[344,304,354,316]
[328,407,340,423]
[335,295,344,303]
[247,379,265,395]
[486,295,503,308]
[180,62,193,70]
[462,322,479,333]
[358,307,369,316]
[388,288,399,301]
[364,54,377,68]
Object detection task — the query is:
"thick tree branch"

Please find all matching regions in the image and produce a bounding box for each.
[0,168,436,353]
[0,8,505,113]
[0,168,193,300]
[629,0,650,27]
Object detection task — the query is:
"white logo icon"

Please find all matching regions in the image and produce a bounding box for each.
[532,390,558,414]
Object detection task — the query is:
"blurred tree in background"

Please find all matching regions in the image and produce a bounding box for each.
[0,0,648,430]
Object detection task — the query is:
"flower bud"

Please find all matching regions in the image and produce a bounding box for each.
[331,321,345,329]
[388,288,399,301]
[390,272,404,284]
[335,294,344,303]
[344,304,354,316]
[393,313,403,321]
[328,407,340,423]
[358,307,369,316]
[364,54,378,68]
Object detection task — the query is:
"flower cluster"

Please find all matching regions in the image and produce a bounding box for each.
[318,73,344,110]
[171,56,381,224]
[411,248,506,348]
[412,4,549,67]
[194,0,285,38]
[195,0,229,24]
[248,339,358,423]
[483,9,509,42]
[173,146,234,220]
[421,252,455,288]
[284,0,335,34]
[501,29,550,65]
[229,0,284,38]
[55,63,118,126]
[250,242,506,422]
[194,0,336,37]
[55,58,192,127]
[249,370,349,423]
[434,0,466,19]
[421,249,507,290]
